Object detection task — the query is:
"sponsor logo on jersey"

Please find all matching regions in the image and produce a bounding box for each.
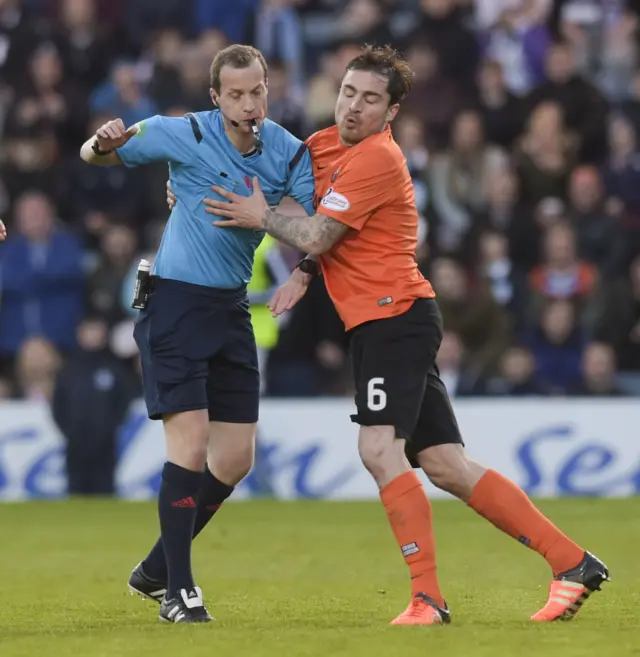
[321,187,350,212]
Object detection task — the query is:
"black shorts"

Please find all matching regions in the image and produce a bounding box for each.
[348,298,464,466]
[133,277,259,423]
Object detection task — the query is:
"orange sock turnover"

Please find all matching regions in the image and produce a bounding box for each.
[380,471,444,606]
[468,470,584,575]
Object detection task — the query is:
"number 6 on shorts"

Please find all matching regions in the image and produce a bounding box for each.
[367,377,387,411]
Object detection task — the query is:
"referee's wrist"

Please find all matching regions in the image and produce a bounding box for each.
[91,138,113,156]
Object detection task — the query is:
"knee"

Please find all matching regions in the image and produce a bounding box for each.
[418,445,484,501]
[358,426,406,487]
[213,446,254,484]
[178,440,208,472]
[424,463,465,498]
[208,428,256,486]
[164,413,209,471]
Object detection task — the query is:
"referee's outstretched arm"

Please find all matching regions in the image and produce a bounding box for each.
[80,118,138,166]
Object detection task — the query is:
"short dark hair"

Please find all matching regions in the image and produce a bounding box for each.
[210,44,268,92]
[345,44,413,105]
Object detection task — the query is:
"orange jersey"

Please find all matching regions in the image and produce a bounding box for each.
[305,124,434,331]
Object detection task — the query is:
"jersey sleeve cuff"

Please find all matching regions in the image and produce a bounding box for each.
[114,146,134,167]
[319,208,363,231]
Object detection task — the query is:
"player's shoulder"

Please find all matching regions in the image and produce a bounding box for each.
[354,127,401,162]
[306,125,339,151]
[262,118,309,169]
[344,129,404,177]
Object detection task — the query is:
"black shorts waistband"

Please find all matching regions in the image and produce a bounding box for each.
[149,276,247,301]
[348,298,438,336]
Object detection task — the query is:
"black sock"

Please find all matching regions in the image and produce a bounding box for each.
[156,461,202,599]
[143,467,235,582]
[193,467,235,537]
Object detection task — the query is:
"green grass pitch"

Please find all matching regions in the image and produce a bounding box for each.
[0,498,638,656]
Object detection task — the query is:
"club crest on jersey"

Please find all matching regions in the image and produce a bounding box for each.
[331,167,340,182]
[321,187,350,212]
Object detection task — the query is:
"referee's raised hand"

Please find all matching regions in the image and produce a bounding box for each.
[95,118,140,152]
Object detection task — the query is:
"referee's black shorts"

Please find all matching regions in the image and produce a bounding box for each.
[133,277,259,423]
[348,298,464,466]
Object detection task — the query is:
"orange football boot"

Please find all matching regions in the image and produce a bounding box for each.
[531,551,610,622]
[391,593,451,626]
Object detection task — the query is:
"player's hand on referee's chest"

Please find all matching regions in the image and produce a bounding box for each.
[166,180,177,211]
[204,177,268,230]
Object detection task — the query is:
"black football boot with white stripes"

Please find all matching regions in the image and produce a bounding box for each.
[128,562,167,603]
[159,586,213,623]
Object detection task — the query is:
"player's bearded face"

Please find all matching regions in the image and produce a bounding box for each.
[335,70,398,145]
[214,60,269,133]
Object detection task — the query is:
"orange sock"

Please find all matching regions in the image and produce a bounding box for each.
[468,470,584,575]
[380,471,444,606]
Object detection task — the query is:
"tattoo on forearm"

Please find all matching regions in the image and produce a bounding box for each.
[262,209,347,254]
[263,209,312,249]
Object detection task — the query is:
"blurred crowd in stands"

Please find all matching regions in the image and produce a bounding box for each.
[1,0,640,405]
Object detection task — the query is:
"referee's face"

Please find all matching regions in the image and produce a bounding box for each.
[336,70,399,146]
[214,59,268,134]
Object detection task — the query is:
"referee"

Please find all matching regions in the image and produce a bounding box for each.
[80,45,315,624]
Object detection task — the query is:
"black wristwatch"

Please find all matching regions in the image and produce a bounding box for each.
[91,138,113,156]
[297,257,321,278]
